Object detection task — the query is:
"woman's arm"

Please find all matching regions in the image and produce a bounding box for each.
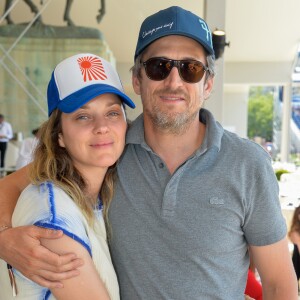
[0,166,83,288]
[42,235,111,299]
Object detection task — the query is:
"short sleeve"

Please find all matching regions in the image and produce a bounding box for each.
[13,182,92,255]
[243,154,287,246]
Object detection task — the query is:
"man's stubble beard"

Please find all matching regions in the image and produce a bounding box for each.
[144,93,201,135]
[148,107,199,135]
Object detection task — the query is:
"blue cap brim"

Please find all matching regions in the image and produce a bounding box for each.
[55,84,135,115]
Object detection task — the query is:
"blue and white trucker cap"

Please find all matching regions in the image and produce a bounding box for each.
[47,53,135,116]
[134,6,214,60]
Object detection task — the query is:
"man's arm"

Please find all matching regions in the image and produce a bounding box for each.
[0,166,29,226]
[249,237,298,299]
[0,166,83,288]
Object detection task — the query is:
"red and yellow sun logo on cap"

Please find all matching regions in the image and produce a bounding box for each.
[77,56,108,82]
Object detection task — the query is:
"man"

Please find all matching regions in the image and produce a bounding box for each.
[0,6,297,299]
[0,113,13,170]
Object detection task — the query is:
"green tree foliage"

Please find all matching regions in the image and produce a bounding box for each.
[247,87,274,141]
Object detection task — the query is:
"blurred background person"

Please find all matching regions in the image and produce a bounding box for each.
[0,113,13,170]
[245,268,263,300]
[288,205,300,290]
[15,127,40,170]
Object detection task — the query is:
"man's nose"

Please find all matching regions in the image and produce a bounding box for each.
[163,65,184,87]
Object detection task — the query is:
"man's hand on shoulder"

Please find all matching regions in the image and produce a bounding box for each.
[0,225,83,288]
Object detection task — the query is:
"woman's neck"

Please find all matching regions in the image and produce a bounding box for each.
[79,167,108,202]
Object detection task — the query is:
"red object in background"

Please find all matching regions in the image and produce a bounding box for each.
[245,269,263,300]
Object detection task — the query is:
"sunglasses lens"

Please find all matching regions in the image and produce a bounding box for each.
[144,58,171,81]
[143,58,207,83]
[180,61,206,83]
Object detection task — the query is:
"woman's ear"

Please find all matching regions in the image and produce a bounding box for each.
[58,133,65,148]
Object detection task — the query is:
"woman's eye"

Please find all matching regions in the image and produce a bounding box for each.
[76,115,89,120]
[107,111,121,117]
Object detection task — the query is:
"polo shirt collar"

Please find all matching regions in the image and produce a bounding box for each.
[197,109,223,154]
[126,113,145,145]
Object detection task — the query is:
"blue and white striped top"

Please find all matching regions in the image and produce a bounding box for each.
[0,182,119,300]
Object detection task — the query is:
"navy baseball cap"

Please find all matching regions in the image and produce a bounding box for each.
[47,53,135,116]
[134,6,214,60]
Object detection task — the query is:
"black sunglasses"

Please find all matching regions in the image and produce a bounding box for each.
[141,57,209,83]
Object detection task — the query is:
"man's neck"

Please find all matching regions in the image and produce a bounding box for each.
[144,118,206,174]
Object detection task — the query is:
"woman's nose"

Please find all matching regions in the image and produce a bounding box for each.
[93,119,109,134]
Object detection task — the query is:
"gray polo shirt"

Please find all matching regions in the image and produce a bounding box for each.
[109,109,286,300]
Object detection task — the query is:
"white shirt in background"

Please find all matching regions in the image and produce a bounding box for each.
[0,121,13,142]
[15,137,39,169]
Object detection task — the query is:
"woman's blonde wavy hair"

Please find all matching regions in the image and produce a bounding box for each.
[29,109,116,227]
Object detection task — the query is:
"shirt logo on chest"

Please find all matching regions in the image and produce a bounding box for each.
[209,197,225,205]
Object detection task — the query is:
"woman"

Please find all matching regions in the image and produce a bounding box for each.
[0,53,135,299]
[288,205,300,289]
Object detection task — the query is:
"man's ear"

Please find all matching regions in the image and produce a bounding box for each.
[132,74,141,96]
[58,133,65,148]
[204,76,214,100]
